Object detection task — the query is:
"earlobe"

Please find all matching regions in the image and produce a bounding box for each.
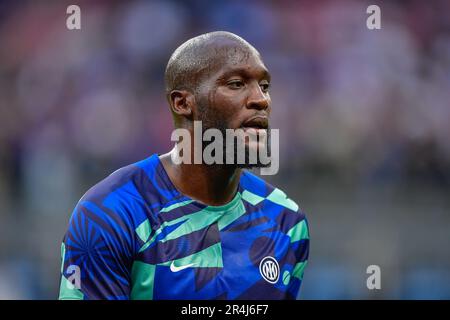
[170,90,193,117]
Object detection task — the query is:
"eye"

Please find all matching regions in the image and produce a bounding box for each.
[260,81,270,93]
[227,80,245,90]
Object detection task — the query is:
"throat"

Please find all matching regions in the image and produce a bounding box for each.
[160,153,242,206]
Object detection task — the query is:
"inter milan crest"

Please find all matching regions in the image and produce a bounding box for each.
[259,256,280,284]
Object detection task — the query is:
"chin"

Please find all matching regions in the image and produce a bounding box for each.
[234,144,272,169]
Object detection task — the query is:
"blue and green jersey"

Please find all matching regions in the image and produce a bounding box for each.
[59,154,309,300]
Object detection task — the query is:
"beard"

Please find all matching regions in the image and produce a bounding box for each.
[197,102,272,169]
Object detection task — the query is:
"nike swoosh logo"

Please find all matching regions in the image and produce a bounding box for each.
[170,261,196,272]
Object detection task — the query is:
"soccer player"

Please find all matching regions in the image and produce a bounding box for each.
[58,31,309,300]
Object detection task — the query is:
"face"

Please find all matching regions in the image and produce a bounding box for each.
[194,46,272,168]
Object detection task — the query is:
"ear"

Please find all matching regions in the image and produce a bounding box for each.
[169,90,194,117]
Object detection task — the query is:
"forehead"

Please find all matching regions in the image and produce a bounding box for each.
[208,44,270,79]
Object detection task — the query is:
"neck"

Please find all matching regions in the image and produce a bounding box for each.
[159,149,242,206]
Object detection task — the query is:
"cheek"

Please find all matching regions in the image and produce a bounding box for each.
[218,102,243,129]
[210,90,244,121]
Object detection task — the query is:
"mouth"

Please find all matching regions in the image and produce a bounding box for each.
[241,116,269,131]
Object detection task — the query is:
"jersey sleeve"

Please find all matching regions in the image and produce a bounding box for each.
[287,212,310,298]
[58,200,135,300]
[292,215,309,280]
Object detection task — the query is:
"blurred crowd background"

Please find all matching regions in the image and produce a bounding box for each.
[0,0,449,299]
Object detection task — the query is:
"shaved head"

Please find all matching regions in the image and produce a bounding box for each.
[164,31,260,96]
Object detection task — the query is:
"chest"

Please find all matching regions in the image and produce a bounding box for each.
[147,216,295,299]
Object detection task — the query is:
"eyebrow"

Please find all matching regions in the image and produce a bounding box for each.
[217,67,271,82]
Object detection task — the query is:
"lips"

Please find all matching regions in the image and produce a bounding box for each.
[242,116,269,130]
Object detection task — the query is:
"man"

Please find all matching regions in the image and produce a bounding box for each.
[59,31,309,300]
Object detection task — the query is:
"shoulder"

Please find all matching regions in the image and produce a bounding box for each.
[66,162,142,247]
[240,170,303,215]
[80,154,179,212]
[80,162,144,204]
[71,154,174,237]
[240,170,309,241]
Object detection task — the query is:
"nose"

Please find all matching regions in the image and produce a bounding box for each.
[246,83,270,111]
